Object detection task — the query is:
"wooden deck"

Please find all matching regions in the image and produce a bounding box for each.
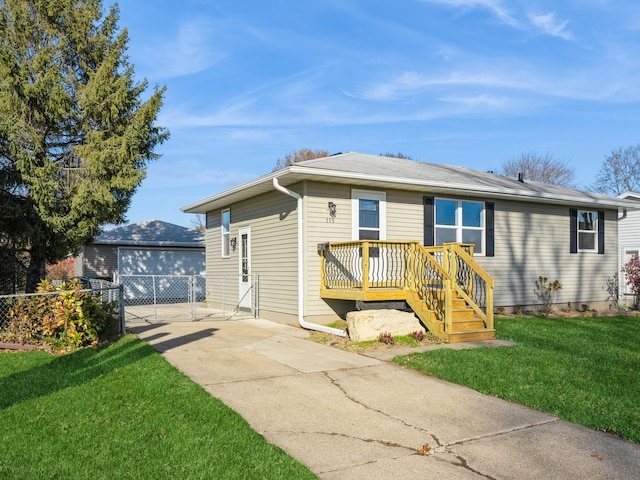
[319,241,495,343]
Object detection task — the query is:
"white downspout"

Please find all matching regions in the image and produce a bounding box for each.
[273,178,347,337]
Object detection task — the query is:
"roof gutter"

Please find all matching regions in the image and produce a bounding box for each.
[272,178,347,337]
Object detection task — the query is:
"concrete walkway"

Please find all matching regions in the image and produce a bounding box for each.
[129,319,640,480]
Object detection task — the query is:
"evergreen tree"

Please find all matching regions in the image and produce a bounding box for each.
[0,0,168,291]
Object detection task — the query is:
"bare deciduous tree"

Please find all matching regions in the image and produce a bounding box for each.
[590,145,640,195]
[500,151,576,187]
[273,148,329,171]
[380,152,414,160]
[191,214,206,233]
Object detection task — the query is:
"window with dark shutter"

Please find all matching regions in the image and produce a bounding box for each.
[485,202,494,257]
[424,196,490,256]
[571,209,603,254]
[598,210,604,255]
[423,196,434,246]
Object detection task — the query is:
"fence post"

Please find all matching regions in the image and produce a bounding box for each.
[119,284,125,335]
[152,275,157,321]
[188,276,194,320]
[254,274,259,317]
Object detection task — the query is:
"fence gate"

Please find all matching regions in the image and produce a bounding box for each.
[117,274,259,323]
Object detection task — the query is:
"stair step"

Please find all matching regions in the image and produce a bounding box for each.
[451,308,476,320]
[451,319,486,331]
[447,329,496,343]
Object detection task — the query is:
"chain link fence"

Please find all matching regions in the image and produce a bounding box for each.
[0,274,262,331]
[0,280,125,340]
[117,274,259,323]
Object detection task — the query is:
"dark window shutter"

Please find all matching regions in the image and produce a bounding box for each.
[598,210,605,254]
[485,202,494,257]
[424,196,434,246]
[569,209,578,254]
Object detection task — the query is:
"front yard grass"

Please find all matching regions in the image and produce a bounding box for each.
[394,315,640,444]
[0,335,317,479]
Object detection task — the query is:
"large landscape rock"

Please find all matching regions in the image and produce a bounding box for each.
[346,309,425,342]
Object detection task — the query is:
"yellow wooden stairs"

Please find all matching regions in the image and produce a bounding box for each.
[319,241,496,343]
[406,290,495,343]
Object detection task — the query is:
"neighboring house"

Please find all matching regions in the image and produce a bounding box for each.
[75,220,205,280]
[617,192,640,303]
[182,152,638,335]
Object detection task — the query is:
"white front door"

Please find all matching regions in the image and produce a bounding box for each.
[238,226,251,310]
[352,190,387,283]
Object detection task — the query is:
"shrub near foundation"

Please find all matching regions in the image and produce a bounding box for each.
[4,280,115,349]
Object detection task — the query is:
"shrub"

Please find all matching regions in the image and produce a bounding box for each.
[4,279,116,349]
[379,332,395,345]
[623,257,640,309]
[603,273,619,310]
[410,330,425,341]
[534,276,562,315]
[45,257,75,281]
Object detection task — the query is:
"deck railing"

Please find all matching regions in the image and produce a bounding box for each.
[319,240,411,291]
[319,241,494,332]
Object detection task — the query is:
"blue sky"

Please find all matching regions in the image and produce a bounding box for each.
[113,0,640,228]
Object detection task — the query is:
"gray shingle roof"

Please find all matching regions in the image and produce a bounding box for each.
[182,152,640,213]
[94,220,204,247]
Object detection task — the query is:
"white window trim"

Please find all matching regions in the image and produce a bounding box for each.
[351,189,386,241]
[434,198,485,256]
[221,208,230,258]
[577,210,598,253]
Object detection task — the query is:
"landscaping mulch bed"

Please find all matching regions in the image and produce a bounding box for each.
[0,341,51,352]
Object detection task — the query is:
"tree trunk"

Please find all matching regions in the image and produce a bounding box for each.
[25,248,47,293]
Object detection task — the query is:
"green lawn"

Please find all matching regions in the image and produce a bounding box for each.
[0,335,317,479]
[394,315,640,444]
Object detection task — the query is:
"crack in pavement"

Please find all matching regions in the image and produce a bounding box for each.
[445,417,560,447]
[322,371,439,446]
[319,371,553,480]
[265,429,418,453]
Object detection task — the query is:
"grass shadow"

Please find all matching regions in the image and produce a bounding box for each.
[0,335,153,409]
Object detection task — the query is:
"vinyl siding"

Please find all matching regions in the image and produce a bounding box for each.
[76,245,117,279]
[386,189,424,240]
[476,200,618,309]
[304,183,425,317]
[205,188,299,317]
[618,206,640,297]
[304,182,352,317]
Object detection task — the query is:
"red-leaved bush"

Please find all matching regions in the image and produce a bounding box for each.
[623,256,640,309]
[46,257,75,281]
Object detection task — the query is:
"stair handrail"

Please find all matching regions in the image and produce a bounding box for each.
[442,243,494,331]
[407,242,456,333]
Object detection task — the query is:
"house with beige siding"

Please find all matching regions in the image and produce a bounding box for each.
[182,152,637,340]
[617,192,640,304]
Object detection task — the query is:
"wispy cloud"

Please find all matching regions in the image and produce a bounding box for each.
[437,94,510,108]
[352,70,527,101]
[137,18,223,79]
[419,0,519,27]
[420,0,575,41]
[147,159,255,188]
[528,12,574,40]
